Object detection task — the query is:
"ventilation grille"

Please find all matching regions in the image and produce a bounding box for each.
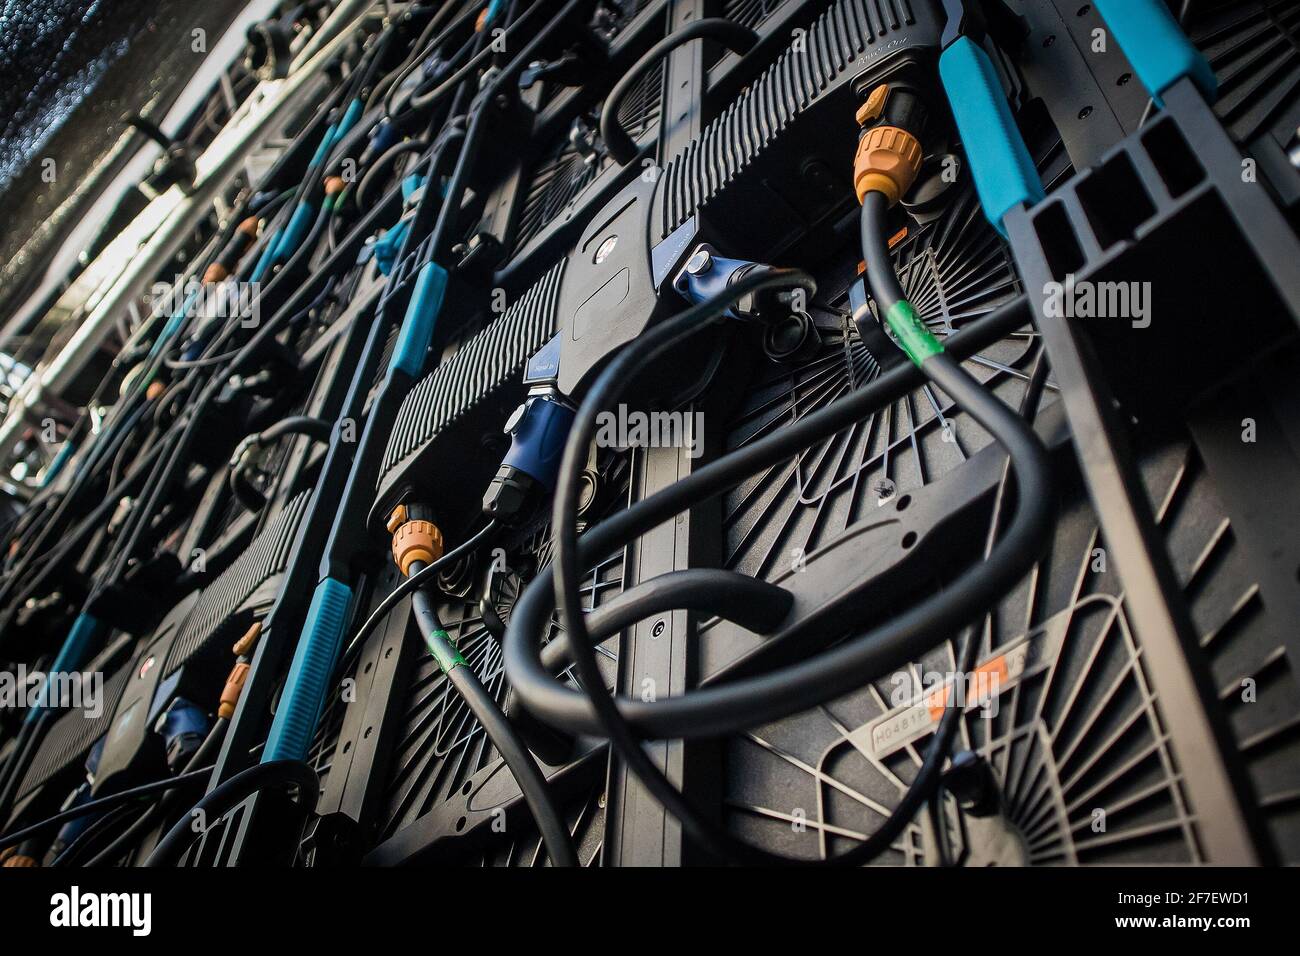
[380,454,630,848]
[17,662,130,800]
[1190,0,1300,144]
[474,782,607,866]
[725,0,791,29]
[1156,440,1300,856]
[659,0,923,235]
[379,259,566,481]
[513,62,665,254]
[723,188,1032,578]
[163,491,311,675]
[724,490,1199,864]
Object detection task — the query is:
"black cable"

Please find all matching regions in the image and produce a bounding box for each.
[599,17,758,164]
[355,138,427,210]
[506,222,1052,862]
[502,292,1035,733]
[77,717,231,867]
[258,415,333,444]
[562,196,1048,863]
[144,759,318,867]
[409,566,576,867]
[365,9,442,118]
[861,191,908,308]
[48,802,141,867]
[381,1,482,119]
[230,417,332,511]
[563,236,1041,861]
[0,765,215,850]
[331,521,498,690]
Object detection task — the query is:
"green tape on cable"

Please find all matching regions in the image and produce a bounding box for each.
[426,628,467,674]
[885,300,943,366]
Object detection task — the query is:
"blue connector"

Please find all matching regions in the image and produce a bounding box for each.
[672,244,786,320]
[502,395,576,493]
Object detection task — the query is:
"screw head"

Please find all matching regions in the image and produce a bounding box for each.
[594,234,618,264]
[685,247,712,276]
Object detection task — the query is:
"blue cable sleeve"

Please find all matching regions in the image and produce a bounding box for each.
[146,289,201,360]
[40,440,75,488]
[1094,0,1217,105]
[389,261,449,379]
[332,98,363,145]
[308,122,337,170]
[262,577,353,762]
[939,37,1046,235]
[272,201,317,264]
[249,227,283,283]
[27,613,102,722]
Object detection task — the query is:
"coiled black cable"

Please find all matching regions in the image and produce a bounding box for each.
[505,212,1053,862]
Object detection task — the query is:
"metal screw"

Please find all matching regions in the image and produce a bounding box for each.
[685,248,712,276]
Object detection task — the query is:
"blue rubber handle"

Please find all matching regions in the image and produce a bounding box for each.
[1095,0,1216,105]
[939,37,1046,235]
[27,612,102,722]
[389,261,449,379]
[263,577,353,763]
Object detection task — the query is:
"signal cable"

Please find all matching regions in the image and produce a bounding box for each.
[408,563,577,867]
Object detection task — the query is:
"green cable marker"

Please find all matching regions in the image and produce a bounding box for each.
[885,300,944,367]
[426,627,468,674]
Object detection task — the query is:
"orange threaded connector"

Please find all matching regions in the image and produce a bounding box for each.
[218,661,251,719]
[146,380,167,401]
[324,175,346,196]
[392,520,444,576]
[853,126,923,207]
[2,853,37,867]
